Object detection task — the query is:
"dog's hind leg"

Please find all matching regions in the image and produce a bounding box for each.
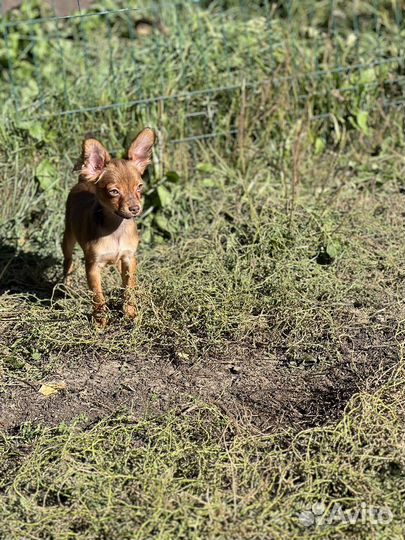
[62,227,76,285]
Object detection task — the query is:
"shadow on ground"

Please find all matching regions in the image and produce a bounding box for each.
[0,241,59,298]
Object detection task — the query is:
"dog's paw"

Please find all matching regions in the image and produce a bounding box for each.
[63,276,72,288]
[93,316,108,329]
[123,303,137,319]
[93,306,108,328]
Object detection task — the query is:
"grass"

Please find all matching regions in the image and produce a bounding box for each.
[0,1,405,539]
[0,374,404,539]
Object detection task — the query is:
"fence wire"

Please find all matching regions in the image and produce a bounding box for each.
[1,0,404,146]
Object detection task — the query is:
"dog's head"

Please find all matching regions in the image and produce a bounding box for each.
[75,128,155,219]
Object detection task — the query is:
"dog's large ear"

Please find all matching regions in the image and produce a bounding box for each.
[127,128,156,175]
[74,138,111,182]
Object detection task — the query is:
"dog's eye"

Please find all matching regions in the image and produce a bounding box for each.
[136,184,143,193]
[108,189,120,197]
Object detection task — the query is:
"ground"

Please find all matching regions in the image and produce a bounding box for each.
[0,295,399,432]
[1,119,404,538]
[0,1,404,539]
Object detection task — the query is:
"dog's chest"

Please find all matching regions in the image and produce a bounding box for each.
[95,226,138,265]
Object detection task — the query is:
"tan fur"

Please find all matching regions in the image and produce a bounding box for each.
[62,128,155,325]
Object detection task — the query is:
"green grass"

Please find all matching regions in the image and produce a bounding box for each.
[0,1,405,539]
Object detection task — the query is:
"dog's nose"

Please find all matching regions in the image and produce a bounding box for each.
[129,205,140,215]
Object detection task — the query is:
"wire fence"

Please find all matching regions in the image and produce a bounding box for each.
[1,0,404,148]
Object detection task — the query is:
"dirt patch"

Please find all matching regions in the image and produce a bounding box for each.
[1,326,398,433]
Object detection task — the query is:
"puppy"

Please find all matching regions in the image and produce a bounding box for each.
[62,127,155,325]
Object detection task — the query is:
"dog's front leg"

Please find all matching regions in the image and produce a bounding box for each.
[85,261,107,326]
[121,256,137,319]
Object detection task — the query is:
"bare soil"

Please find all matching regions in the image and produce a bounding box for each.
[1,324,397,433]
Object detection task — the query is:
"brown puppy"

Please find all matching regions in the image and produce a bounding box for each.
[62,127,155,325]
